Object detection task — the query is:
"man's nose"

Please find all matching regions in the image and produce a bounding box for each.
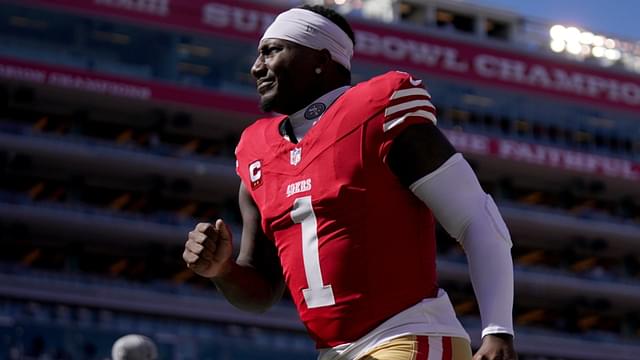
[251,56,267,79]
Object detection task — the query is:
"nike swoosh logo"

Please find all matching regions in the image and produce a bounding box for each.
[409,77,422,86]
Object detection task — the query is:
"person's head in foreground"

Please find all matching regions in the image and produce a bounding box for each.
[251,5,355,115]
[111,334,158,360]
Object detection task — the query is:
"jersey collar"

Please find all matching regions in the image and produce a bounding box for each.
[286,85,350,139]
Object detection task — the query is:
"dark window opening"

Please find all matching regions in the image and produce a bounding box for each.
[486,19,510,40]
[436,9,475,33]
[398,1,426,23]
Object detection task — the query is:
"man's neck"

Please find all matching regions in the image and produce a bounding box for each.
[280,85,350,143]
[286,82,347,116]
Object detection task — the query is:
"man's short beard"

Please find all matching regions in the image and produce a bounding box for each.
[260,96,276,113]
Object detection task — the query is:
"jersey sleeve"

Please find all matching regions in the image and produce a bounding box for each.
[368,72,437,163]
[234,118,267,189]
[234,128,248,179]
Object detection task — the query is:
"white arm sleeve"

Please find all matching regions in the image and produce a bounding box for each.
[410,153,515,338]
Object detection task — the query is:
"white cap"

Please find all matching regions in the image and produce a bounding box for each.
[111,334,158,360]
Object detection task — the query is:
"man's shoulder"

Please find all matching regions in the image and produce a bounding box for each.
[336,71,428,121]
[347,71,424,106]
[356,71,419,92]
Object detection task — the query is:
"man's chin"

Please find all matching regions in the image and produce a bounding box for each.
[259,95,277,113]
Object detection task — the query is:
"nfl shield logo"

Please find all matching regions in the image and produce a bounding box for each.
[290,147,302,166]
[304,103,326,120]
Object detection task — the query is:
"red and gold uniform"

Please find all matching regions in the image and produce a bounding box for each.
[235,71,444,348]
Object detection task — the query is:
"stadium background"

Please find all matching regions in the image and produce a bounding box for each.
[0,0,639,359]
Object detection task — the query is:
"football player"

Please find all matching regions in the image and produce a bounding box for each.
[183,5,516,360]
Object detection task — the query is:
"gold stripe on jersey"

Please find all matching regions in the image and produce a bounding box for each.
[383,110,437,132]
[385,99,435,117]
[390,87,432,100]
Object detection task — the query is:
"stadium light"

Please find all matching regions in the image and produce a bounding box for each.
[565,27,581,43]
[550,39,566,53]
[549,25,565,40]
[605,48,621,61]
[547,23,635,70]
[604,38,616,49]
[592,46,606,58]
[579,31,594,45]
[566,41,582,55]
[592,35,605,47]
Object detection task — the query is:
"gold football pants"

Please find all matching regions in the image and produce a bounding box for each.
[356,335,472,360]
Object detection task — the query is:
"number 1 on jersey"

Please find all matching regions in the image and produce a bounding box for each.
[290,196,335,308]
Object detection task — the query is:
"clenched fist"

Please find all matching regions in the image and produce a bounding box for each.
[183,219,234,279]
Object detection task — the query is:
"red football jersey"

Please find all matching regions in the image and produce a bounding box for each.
[235,71,439,348]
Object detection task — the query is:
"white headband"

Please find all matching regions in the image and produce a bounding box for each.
[261,8,353,70]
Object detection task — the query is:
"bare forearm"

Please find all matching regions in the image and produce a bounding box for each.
[211,260,284,313]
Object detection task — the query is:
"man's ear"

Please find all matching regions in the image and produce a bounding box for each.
[316,49,333,70]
